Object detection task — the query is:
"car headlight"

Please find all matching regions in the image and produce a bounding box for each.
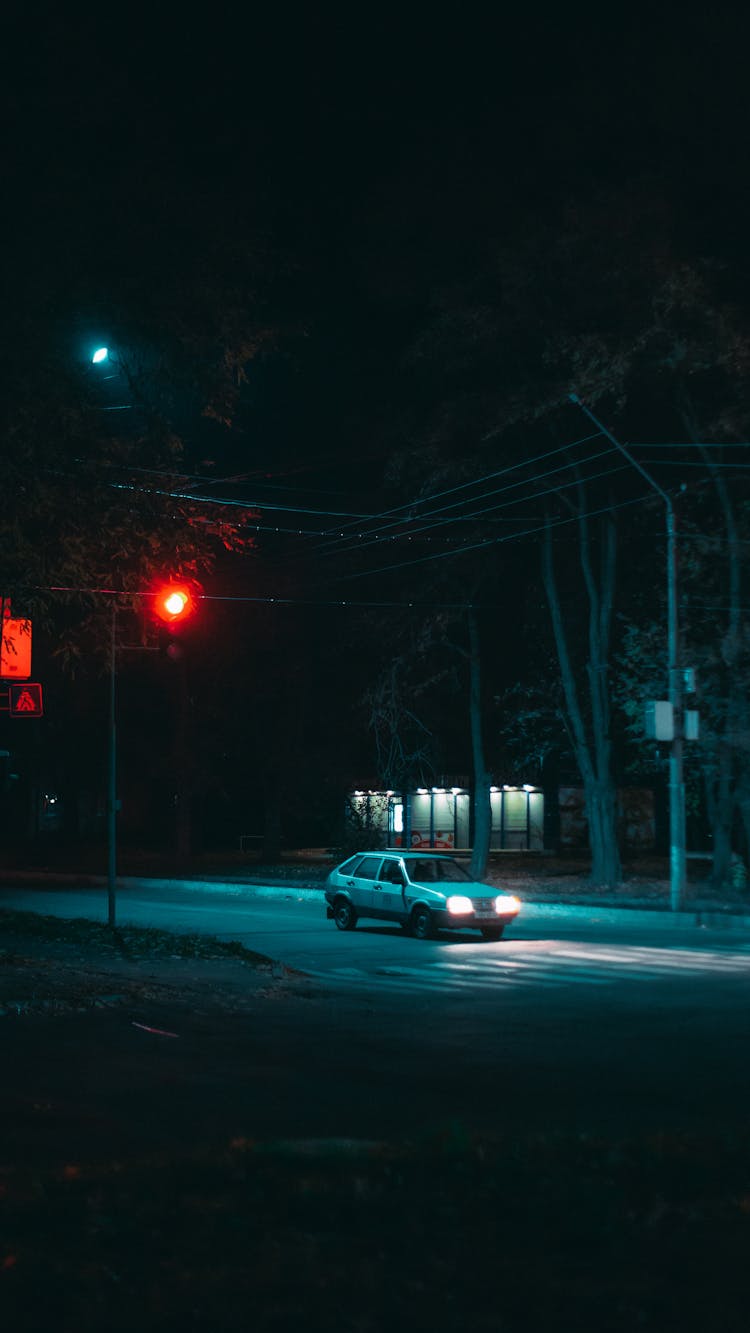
[446,895,474,915]
[494,894,521,915]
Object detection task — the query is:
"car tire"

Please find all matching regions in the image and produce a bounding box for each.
[480,924,505,941]
[333,897,357,931]
[410,905,434,940]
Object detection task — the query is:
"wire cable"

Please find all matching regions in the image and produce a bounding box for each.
[37,585,481,611]
[305,430,606,551]
[320,452,628,559]
[333,488,663,583]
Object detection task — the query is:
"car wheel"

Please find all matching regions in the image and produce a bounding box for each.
[333,897,357,931]
[480,924,505,941]
[411,905,434,940]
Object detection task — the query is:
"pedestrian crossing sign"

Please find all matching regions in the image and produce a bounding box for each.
[9,682,43,716]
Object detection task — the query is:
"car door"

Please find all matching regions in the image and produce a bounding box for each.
[346,855,384,918]
[378,857,407,920]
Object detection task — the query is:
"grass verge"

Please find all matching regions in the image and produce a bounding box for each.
[0,908,274,967]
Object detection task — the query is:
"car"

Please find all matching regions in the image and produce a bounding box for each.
[324,850,521,940]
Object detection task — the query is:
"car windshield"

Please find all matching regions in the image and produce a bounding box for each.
[407,858,471,884]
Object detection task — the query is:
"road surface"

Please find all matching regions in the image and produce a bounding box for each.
[3,878,750,1159]
[1,878,748,999]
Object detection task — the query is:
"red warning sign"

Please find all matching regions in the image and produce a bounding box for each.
[9,683,43,717]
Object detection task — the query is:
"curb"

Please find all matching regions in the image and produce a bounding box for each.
[519,900,750,932]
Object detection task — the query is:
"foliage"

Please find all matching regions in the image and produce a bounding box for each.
[615,498,750,872]
[358,181,750,886]
[332,795,391,860]
[0,342,261,672]
[362,617,460,790]
[495,673,566,776]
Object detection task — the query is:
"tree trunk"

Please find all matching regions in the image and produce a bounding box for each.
[468,609,492,879]
[542,514,621,888]
[708,743,734,888]
[680,389,745,894]
[586,778,621,888]
[736,789,750,874]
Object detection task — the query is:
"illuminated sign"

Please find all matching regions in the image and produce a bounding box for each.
[1,619,32,678]
[9,683,43,716]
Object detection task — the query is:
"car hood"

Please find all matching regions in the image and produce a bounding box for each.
[406,879,497,896]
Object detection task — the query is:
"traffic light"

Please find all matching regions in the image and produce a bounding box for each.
[152,582,198,625]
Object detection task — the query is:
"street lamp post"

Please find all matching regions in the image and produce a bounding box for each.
[570,395,686,911]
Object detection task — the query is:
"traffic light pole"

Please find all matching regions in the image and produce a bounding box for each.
[107,603,117,927]
[104,582,196,926]
[569,396,686,910]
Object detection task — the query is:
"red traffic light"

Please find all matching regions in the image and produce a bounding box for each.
[152,582,198,624]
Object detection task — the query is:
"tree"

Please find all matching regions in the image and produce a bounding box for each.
[616,503,750,888]
[466,608,492,878]
[0,320,266,852]
[349,180,750,889]
[542,503,620,885]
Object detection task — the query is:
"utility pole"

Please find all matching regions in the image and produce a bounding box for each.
[569,396,686,910]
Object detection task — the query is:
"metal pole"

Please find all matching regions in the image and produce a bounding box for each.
[569,395,686,909]
[107,603,117,927]
[666,505,686,910]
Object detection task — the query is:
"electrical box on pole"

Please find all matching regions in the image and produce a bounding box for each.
[684,710,700,740]
[645,700,674,741]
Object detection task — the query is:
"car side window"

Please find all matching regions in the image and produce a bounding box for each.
[355,856,384,880]
[380,860,404,885]
[338,856,361,875]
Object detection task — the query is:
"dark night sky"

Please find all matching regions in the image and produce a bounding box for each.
[8,11,750,313]
[6,8,750,575]
[3,14,749,344]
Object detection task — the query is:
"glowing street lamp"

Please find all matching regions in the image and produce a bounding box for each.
[91,346,109,364]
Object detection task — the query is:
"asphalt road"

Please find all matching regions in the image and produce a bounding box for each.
[3,879,750,1157]
[1,878,749,996]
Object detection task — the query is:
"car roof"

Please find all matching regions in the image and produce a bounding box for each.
[349,850,456,860]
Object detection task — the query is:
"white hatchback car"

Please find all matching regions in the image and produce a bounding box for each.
[325,851,521,941]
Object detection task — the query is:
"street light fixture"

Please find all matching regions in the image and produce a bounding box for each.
[91,346,109,364]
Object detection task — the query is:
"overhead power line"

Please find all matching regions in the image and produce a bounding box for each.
[41,467,378,521]
[307,430,606,554]
[641,459,750,470]
[631,447,750,453]
[333,488,660,583]
[36,585,480,611]
[321,453,629,560]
